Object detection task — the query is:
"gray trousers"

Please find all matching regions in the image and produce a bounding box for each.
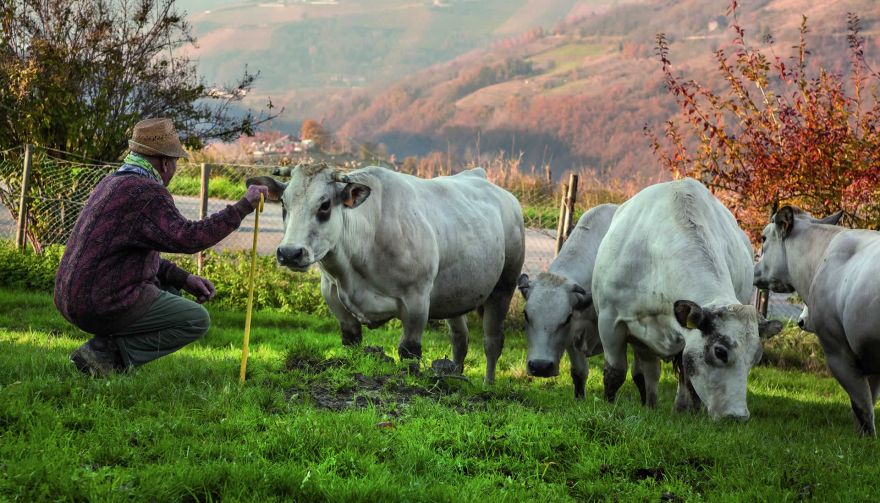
[113,289,211,367]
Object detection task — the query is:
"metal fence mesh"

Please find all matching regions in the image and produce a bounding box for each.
[0,147,115,250]
[0,151,602,275]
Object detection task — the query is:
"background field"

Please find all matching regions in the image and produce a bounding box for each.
[1,286,878,501]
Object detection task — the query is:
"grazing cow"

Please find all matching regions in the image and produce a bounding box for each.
[592,178,782,420]
[247,164,525,383]
[754,206,880,435]
[517,204,618,398]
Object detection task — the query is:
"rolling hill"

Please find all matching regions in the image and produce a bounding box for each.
[178,0,617,129]
[325,0,880,180]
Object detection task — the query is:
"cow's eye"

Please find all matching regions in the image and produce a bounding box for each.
[318,200,331,212]
[760,235,766,243]
[713,345,729,364]
[563,313,573,326]
[524,311,530,324]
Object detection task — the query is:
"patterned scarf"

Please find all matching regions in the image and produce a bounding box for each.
[117,152,162,183]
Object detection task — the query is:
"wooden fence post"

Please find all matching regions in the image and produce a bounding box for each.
[197,163,211,275]
[554,183,568,256]
[562,173,579,241]
[15,144,33,251]
[554,173,580,256]
[755,200,778,318]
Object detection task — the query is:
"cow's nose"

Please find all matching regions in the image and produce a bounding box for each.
[527,359,558,378]
[277,246,305,265]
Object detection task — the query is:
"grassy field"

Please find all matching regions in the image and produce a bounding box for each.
[2,287,879,501]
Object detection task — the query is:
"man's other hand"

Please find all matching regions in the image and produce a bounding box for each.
[245,185,270,208]
[184,274,216,304]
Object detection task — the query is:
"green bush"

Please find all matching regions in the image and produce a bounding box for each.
[170,250,328,315]
[760,322,829,376]
[0,241,327,315]
[0,241,64,290]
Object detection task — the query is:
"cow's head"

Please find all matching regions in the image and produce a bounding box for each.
[674,300,782,420]
[246,164,371,272]
[754,205,843,293]
[518,272,592,377]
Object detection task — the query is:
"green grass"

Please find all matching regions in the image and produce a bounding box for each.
[2,288,878,501]
[167,175,246,200]
[529,43,606,75]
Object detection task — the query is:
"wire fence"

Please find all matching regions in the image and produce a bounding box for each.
[0,147,584,275]
[0,145,803,319]
[0,146,116,251]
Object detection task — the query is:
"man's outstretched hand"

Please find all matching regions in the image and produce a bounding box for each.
[245,185,270,208]
[184,274,216,304]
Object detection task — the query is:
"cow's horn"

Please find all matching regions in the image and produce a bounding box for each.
[330,172,351,183]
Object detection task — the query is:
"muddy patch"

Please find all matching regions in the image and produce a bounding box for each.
[307,372,433,412]
[284,348,533,414]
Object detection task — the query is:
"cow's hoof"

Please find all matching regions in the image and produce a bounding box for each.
[602,364,626,402]
[341,330,362,347]
[397,341,422,360]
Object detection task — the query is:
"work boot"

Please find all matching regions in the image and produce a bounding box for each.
[70,336,127,378]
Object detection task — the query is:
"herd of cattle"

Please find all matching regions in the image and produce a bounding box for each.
[247,164,880,436]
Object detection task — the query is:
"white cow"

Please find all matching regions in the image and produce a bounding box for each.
[592,178,781,420]
[247,164,525,383]
[516,204,617,398]
[754,206,880,435]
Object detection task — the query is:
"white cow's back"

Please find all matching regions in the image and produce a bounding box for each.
[592,178,753,353]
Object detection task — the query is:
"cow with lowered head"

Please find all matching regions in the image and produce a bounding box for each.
[247,163,525,383]
[592,178,782,420]
[517,203,617,399]
[755,206,880,435]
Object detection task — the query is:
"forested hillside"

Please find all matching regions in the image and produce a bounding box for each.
[327,0,880,180]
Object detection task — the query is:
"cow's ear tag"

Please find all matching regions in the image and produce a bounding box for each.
[686,316,699,330]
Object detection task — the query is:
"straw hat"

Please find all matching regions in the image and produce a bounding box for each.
[128,118,189,159]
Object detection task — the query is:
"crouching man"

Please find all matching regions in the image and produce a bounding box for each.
[53,118,268,377]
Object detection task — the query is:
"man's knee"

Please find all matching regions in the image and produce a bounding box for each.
[185,304,211,339]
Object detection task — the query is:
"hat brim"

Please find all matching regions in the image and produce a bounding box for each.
[129,139,189,159]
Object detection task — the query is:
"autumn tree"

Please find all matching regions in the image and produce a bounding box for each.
[0,0,278,161]
[646,2,880,237]
[300,119,330,151]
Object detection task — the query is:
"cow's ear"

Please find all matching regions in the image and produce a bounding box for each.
[818,210,844,226]
[774,205,796,238]
[341,182,371,208]
[674,300,705,331]
[246,176,286,202]
[758,317,784,339]
[572,283,592,311]
[517,274,530,299]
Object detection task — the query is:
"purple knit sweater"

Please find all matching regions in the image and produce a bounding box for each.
[54,171,254,335]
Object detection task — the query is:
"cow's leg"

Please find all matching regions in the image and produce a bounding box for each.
[320,274,362,346]
[445,315,469,374]
[632,346,661,408]
[826,352,875,436]
[598,310,627,402]
[398,294,430,369]
[566,344,588,399]
[673,369,701,413]
[482,285,515,385]
[673,353,701,413]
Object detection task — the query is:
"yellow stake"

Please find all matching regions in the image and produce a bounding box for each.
[240,193,264,382]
